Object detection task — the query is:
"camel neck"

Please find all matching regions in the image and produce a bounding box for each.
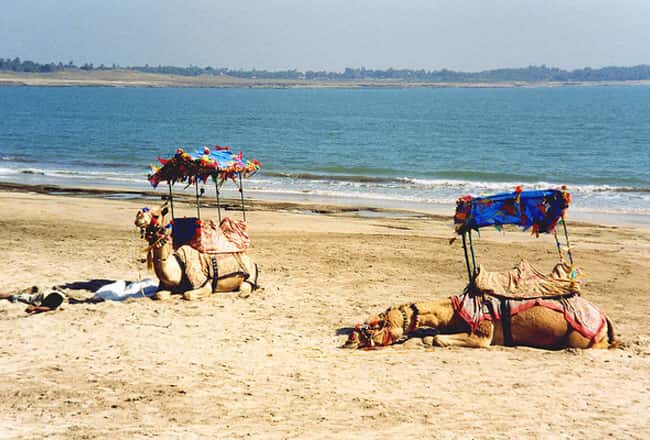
[417,298,457,330]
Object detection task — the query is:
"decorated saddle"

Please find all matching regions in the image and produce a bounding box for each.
[451,292,606,345]
[173,217,250,254]
[473,259,579,299]
[452,260,604,345]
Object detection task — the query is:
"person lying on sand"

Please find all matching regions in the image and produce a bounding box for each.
[0,286,66,314]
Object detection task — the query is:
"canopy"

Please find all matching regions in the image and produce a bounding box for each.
[148,145,261,188]
[454,187,571,235]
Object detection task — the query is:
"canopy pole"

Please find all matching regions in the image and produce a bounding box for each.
[167,183,175,220]
[194,180,201,219]
[214,178,222,224]
[238,172,246,222]
[553,229,565,263]
[562,218,574,265]
[468,230,478,277]
[461,233,472,283]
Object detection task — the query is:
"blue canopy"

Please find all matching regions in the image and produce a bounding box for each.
[148,145,261,187]
[454,188,571,235]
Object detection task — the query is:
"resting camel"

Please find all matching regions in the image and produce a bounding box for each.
[343,295,617,350]
[134,203,259,300]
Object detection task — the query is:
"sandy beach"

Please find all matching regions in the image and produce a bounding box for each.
[0,188,649,439]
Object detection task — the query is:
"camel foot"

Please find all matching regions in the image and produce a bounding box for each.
[182,285,212,301]
[237,283,253,299]
[237,290,251,299]
[154,290,172,301]
[431,335,448,347]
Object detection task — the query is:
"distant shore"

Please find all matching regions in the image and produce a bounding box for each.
[3,70,650,89]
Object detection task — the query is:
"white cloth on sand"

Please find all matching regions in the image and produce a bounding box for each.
[93,279,158,301]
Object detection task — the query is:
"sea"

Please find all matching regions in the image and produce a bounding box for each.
[1,86,649,224]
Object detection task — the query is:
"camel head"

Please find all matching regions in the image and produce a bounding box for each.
[342,312,395,349]
[134,202,170,245]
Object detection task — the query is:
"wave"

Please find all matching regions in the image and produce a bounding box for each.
[0,166,144,183]
[263,171,400,184]
[0,155,39,164]
[260,172,650,194]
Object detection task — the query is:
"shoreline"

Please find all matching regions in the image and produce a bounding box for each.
[3,70,650,89]
[0,181,448,221]
[2,180,647,230]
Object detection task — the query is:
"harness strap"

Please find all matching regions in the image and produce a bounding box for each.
[217,270,250,281]
[500,298,514,346]
[211,256,219,293]
[398,307,409,334]
[397,303,420,337]
[242,263,260,291]
[410,303,420,330]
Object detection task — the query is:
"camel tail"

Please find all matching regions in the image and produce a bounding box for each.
[606,316,618,349]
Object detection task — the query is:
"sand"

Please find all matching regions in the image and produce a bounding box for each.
[0,189,649,439]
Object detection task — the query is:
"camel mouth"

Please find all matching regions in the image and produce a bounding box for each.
[341,340,360,349]
[341,327,372,349]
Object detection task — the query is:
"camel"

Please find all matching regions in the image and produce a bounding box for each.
[342,296,617,350]
[134,203,259,301]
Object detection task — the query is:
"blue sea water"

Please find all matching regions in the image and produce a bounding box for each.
[0,86,649,220]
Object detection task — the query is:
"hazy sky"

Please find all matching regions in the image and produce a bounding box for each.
[1,0,649,72]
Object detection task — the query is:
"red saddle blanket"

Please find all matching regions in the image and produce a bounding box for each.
[450,293,606,344]
[188,218,250,254]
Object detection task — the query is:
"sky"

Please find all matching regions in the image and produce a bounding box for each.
[1,0,649,72]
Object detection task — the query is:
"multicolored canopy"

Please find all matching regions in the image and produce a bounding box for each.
[454,187,571,235]
[148,145,261,188]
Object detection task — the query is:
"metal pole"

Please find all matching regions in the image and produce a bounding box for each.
[238,172,246,222]
[167,183,175,219]
[468,230,478,277]
[553,229,564,263]
[461,233,472,283]
[194,180,201,219]
[214,178,222,223]
[562,218,574,265]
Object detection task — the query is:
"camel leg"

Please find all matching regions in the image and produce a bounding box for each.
[237,262,259,299]
[154,289,173,301]
[432,333,492,348]
[566,328,609,349]
[183,284,212,301]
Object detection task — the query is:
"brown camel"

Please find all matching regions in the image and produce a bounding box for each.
[134,203,259,301]
[343,296,617,350]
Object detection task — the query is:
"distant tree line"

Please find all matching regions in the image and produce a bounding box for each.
[3,57,650,83]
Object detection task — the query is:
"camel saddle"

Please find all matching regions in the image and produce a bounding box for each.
[173,217,250,254]
[472,259,579,300]
[450,292,607,346]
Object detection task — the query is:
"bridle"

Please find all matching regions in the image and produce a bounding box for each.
[353,303,420,348]
[136,207,172,253]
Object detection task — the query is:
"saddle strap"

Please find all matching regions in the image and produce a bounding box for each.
[500,298,514,346]
[211,256,219,292]
[242,263,260,291]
